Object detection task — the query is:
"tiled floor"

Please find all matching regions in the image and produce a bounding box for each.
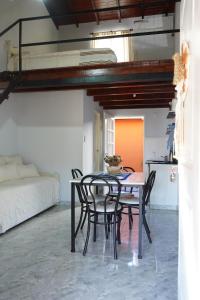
[0,205,178,300]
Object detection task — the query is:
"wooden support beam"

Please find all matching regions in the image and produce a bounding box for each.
[42,0,180,27]
[103,104,170,110]
[100,81,173,88]
[88,84,175,96]
[140,2,145,19]
[90,0,99,25]
[0,59,174,93]
[117,0,122,22]
[68,0,79,28]
[100,99,171,106]
[87,81,173,92]
[16,80,174,93]
[94,93,175,102]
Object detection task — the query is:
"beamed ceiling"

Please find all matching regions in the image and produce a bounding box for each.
[41,1,178,110]
[87,81,175,110]
[43,0,180,27]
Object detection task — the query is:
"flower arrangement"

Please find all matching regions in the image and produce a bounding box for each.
[104,155,122,166]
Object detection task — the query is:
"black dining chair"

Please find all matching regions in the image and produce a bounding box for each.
[122,166,135,193]
[123,166,135,172]
[119,170,156,243]
[109,166,135,229]
[71,169,107,237]
[71,169,86,237]
[109,166,135,194]
[80,174,122,259]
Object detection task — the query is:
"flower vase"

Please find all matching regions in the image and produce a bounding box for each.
[107,165,122,174]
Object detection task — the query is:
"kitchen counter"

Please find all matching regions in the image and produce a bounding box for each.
[146,161,179,210]
[146,160,178,165]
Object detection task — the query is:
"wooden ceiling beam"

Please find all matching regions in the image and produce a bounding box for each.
[43,0,180,26]
[87,81,172,89]
[87,84,175,96]
[140,2,145,19]
[100,99,171,106]
[103,104,170,110]
[94,93,175,101]
[65,1,79,28]
[90,0,99,25]
[116,0,122,22]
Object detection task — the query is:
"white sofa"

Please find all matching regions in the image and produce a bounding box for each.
[0,156,59,234]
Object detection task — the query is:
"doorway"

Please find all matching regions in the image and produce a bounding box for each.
[115,118,144,171]
[94,112,103,172]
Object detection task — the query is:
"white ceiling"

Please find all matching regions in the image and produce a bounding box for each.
[0,0,43,15]
[0,0,17,12]
[0,0,47,23]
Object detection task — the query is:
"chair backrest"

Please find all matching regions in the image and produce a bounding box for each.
[80,174,122,213]
[71,168,86,203]
[143,171,156,206]
[123,166,135,173]
[71,168,83,179]
[121,166,135,193]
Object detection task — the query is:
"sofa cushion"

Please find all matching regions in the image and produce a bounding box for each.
[0,164,19,182]
[0,155,23,165]
[17,164,39,179]
[4,155,23,165]
[0,156,6,165]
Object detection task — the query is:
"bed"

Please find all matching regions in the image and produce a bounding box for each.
[7,47,117,71]
[0,175,59,234]
[0,156,59,234]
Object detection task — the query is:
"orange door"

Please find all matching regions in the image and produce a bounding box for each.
[115,119,144,171]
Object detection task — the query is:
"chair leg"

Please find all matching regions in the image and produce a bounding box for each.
[143,214,152,243]
[128,206,133,230]
[104,215,109,239]
[83,213,91,256]
[117,212,121,244]
[130,210,133,222]
[113,214,117,259]
[80,207,87,230]
[75,203,84,237]
[93,213,97,242]
[107,215,111,233]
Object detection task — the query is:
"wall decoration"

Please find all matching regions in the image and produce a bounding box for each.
[172,41,190,160]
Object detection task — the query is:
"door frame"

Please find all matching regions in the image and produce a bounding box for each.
[94,111,103,172]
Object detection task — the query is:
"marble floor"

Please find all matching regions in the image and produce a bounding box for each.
[0,205,178,300]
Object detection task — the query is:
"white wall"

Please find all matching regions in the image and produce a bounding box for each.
[58,12,179,60]
[0,0,58,71]
[14,90,84,202]
[83,92,102,174]
[178,0,200,299]
[12,90,101,202]
[106,108,170,167]
[0,95,17,154]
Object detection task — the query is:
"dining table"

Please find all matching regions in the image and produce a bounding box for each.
[69,172,145,259]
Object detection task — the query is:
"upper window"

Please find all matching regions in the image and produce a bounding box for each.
[91,30,133,62]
